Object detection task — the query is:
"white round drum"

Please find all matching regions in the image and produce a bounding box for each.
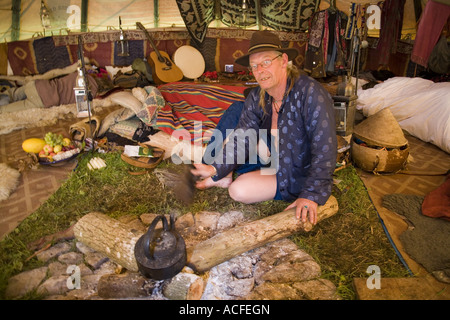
[173,45,205,79]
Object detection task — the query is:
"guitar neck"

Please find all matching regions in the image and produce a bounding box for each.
[136,22,164,61]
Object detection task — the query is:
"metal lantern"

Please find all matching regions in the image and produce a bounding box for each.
[74,67,90,118]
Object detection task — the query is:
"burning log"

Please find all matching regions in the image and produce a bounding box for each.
[186,195,338,273]
[162,272,205,300]
[73,196,338,276]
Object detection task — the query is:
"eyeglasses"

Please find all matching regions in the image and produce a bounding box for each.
[248,54,282,72]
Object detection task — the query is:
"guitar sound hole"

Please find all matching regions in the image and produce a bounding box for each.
[158,57,172,67]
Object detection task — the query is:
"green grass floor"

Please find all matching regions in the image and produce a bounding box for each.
[0,150,410,299]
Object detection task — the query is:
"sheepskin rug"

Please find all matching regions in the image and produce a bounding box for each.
[0,163,21,202]
[0,98,116,135]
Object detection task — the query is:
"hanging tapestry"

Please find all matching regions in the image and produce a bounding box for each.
[176,0,319,44]
[220,0,257,28]
[8,37,72,76]
[260,0,318,31]
[175,0,216,44]
[33,37,72,74]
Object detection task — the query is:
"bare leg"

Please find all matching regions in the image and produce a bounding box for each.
[195,172,233,190]
[228,168,277,204]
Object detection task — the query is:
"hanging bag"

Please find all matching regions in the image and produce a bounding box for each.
[113,70,150,89]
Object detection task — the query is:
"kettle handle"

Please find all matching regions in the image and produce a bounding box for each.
[142,214,169,260]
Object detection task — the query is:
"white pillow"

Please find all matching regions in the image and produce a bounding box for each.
[109,91,142,114]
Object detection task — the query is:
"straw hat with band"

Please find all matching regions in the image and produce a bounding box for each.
[235,30,299,67]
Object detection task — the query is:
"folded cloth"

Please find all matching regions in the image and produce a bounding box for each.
[422,174,450,221]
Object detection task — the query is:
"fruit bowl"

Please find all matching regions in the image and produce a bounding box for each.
[38,149,81,166]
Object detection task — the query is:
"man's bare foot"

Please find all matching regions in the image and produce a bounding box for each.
[196,176,232,190]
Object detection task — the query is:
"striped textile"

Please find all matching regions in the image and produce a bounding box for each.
[156,82,247,144]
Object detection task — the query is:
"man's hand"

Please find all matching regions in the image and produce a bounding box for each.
[190,163,216,179]
[284,198,318,225]
[190,164,232,190]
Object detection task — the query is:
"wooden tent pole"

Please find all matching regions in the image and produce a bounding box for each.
[81,0,88,32]
[154,0,159,28]
[255,0,262,30]
[11,0,21,41]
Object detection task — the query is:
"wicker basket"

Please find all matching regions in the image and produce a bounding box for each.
[351,108,409,173]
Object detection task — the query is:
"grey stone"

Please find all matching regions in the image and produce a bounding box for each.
[262,260,322,283]
[37,275,70,296]
[247,282,305,300]
[292,279,340,300]
[140,213,170,226]
[78,263,94,276]
[5,267,48,299]
[36,242,72,262]
[175,213,195,229]
[226,255,254,279]
[84,252,109,270]
[224,278,255,298]
[93,260,118,275]
[126,218,147,233]
[97,272,154,299]
[48,261,68,277]
[80,274,104,291]
[3,212,339,300]
[58,252,84,265]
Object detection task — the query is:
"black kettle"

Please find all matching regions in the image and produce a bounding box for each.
[134,213,186,280]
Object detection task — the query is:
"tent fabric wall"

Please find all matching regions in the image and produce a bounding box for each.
[0,0,425,43]
[0,0,442,77]
[5,28,308,76]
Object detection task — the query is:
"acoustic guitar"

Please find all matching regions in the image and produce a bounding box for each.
[136,22,183,84]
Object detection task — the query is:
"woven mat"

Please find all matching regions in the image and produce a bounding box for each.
[382,194,450,279]
[0,119,79,240]
[353,134,450,299]
[357,134,450,275]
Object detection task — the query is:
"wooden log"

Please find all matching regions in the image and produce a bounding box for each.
[73,212,143,272]
[186,195,338,273]
[74,195,338,275]
[162,272,205,300]
[97,272,156,299]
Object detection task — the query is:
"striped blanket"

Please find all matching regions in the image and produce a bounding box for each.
[156,82,247,144]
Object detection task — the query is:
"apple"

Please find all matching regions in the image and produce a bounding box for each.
[43,144,53,153]
[39,150,47,157]
[53,144,62,153]
[62,138,71,147]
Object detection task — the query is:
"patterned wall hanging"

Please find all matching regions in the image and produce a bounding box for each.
[176,0,319,44]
